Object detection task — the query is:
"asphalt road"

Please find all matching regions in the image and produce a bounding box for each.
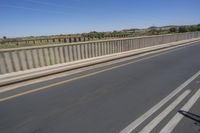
[0,41,200,133]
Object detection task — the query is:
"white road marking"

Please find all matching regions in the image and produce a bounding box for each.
[1,40,199,93]
[120,70,200,133]
[0,51,158,93]
[160,88,200,133]
[1,45,199,102]
[139,90,191,133]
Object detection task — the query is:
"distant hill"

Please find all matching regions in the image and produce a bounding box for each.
[1,23,200,49]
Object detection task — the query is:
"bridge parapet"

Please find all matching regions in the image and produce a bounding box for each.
[0,32,200,74]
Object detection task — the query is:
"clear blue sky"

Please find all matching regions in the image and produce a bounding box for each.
[0,0,200,38]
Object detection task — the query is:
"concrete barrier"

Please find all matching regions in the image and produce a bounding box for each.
[0,32,200,75]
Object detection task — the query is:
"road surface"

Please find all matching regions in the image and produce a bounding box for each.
[0,41,200,133]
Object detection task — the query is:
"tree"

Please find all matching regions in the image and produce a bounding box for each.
[178,26,189,33]
[188,25,198,32]
[197,24,200,31]
[169,27,176,33]
[3,36,7,40]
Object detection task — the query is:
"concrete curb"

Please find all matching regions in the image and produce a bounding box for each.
[0,38,200,86]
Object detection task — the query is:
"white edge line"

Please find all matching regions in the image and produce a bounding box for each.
[120,70,200,133]
[139,90,191,133]
[160,88,200,133]
[1,40,199,93]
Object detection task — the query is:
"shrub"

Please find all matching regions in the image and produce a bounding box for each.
[169,28,177,33]
[178,26,189,33]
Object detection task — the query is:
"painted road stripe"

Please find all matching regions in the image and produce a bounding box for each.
[0,43,196,102]
[0,42,199,102]
[0,41,192,93]
[0,47,177,94]
[160,88,200,133]
[139,90,191,133]
[0,53,172,102]
[120,70,200,133]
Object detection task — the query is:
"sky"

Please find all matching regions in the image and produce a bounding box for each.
[0,0,200,38]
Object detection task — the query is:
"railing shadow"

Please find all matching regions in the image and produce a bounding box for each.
[178,110,200,132]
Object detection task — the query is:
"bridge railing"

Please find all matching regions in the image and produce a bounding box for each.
[0,32,200,74]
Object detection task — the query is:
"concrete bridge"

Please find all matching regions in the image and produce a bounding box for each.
[1,32,200,133]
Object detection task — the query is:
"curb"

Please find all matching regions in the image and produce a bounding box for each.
[0,38,200,87]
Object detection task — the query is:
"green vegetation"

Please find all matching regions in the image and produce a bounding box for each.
[3,36,7,40]
[1,24,200,49]
[176,25,200,33]
[169,27,177,33]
